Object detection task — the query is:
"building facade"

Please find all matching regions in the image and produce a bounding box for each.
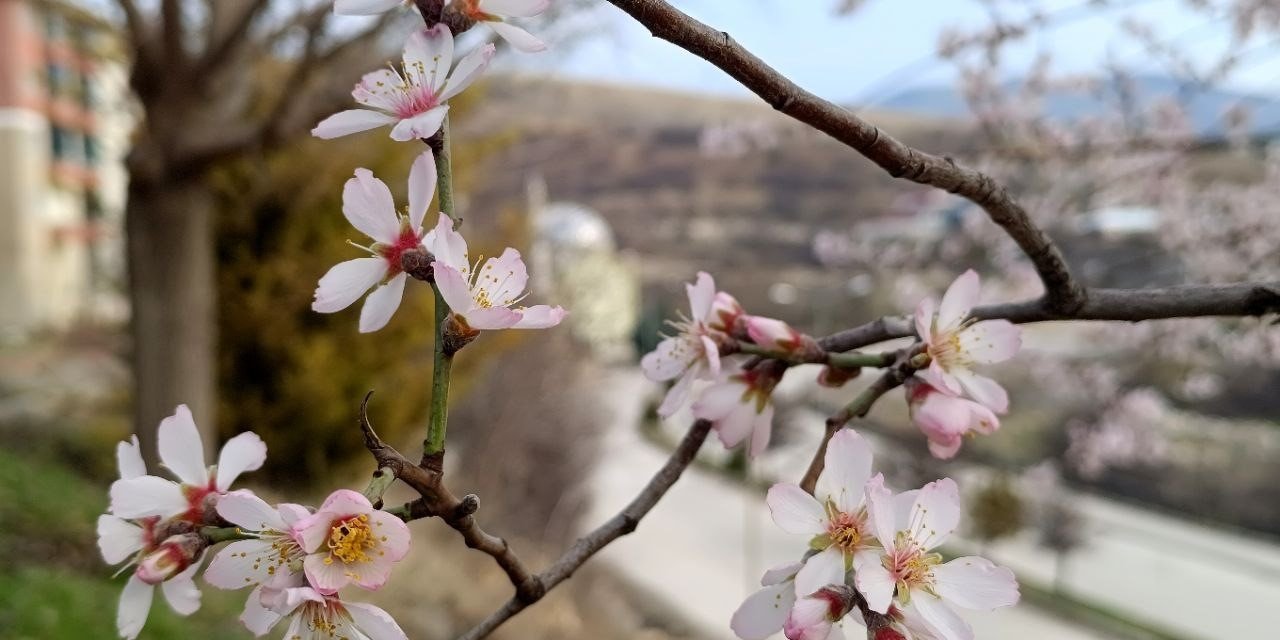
[0,0,131,339]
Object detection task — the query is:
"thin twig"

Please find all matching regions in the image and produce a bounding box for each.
[455,420,714,640]
[601,0,1086,313]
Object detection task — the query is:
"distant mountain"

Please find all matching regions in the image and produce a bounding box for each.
[872,75,1280,136]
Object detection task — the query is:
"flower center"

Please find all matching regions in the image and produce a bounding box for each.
[886,536,943,596]
[376,225,425,276]
[326,515,376,565]
[824,503,867,552]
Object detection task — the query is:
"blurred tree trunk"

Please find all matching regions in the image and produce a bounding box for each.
[125,174,215,459]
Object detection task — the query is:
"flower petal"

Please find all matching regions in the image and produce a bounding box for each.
[161,564,202,615]
[474,248,528,306]
[216,432,267,491]
[345,601,410,640]
[793,545,845,597]
[390,105,449,142]
[932,556,1019,610]
[686,271,716,322]
[958,319,1021,365]
[656,367,697,418]
[404,25,453,93]
[910,592,973,640]
[303,553,351,594]
[407,151,437,232]
[216,490,286,532]
[908,478,961,550]
[359,273,408,333]
[312,109,396,139]
[953,370,1009,414]
[110,476,188,519]
[816,429,873,513]
[486,21,547,53]
[369,510,412,560]
[700,334,721,378]
[157,405,207,486]
[641,337,696,383]
[731,582,795,640]
[748,404,774,458]
[204,539,277,589]
[239,585,283,636]
[512,305,567,329]
[761,561,804,586]
[97,515,145,565]
[864,473,896,549]
[117,435,146,480]
[343,168,400,245]
[422,213,468,273]
[352,69,401,112]
[438,44,497,103]
[918,363,962,397]
[937,270,979,331]
[853,549,894,614]
[117,573,154,640]
[313,258,387,314]
[914,297,936,341]
[463,306,523,330]
[766,483,827,535]
[482,0,550,17]
[334,0,405,15]
[710,398,757,450]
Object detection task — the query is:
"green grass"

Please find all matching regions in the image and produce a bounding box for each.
[0,447,249,639]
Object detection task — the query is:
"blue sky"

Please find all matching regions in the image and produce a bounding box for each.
[511,0,1278,103]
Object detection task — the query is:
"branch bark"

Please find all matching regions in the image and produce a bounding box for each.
[601,0,1086,313]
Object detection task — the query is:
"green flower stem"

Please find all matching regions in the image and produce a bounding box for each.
[425,119,457,460]
[200,526,256,544]
[362,466,397,505]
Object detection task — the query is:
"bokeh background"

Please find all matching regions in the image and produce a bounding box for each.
[1,0,1278,638]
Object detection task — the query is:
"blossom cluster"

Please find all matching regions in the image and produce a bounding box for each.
[736,430,1020,640]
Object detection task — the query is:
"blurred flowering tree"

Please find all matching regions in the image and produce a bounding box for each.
[92,2,1279,640]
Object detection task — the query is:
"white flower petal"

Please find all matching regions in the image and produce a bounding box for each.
[117,435,146,480]
[958,320,1020,364]
[157,404,207,486]
[656,367,696,418]
[864,474,896,549]
[641,337,696,383]
[404,25,453,93]
[908,478,961,550]
[853,549,895,614]
[422,213,468,273]
[216,490,286,532]
[390,105,450,142]
[407,151,437,231]
[482,0,549,17]
[760,562,804,586]
[110,476,188,519]
[914,297,936,341]
[343,168,400,245]
[474,248,528,306]
[346,601,410,640]
[438,44,497,103]
[311,109,396,139]
[710,398,757,449]
[953,370,1009,414]
[485,21,547,53]
[216,432,267,491]
[748,404,774,458]
[793,546,845,597]
[313,257,387,314]
[686,271,716,322]
[730,582,795,640]
[932,556,1019,611]
[239,585,283,636]
[815,428,873,514]
[432,263,474,315]
[161,564,202,615]
[359,273,408,333]
[766,483,827,535]
[911,591,973,640]
[464,306,523,330]
[937,269,979,332]
[117,573,154,639]
[512,305,567,329]
[204,539,276,589]
[97,515,145,565]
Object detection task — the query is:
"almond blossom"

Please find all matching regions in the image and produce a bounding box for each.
[97,434,204,640]
[904,378,1000,459]
[731,561,803,640]
[784,585,859,640]
[312,153,438,333]
[312,25,495,142]
[691,359,777,457]
[766,429,876,597]
[855,476,1019,640]
[746,315,818,357]
[424,213,568,331]
[109,404,266,522]
[914,270,1021,412]
[452,0,551,52]
[708,290,745,334]
[204,490,311,595]
[240,583,407,640]
[641,271,724,417]
[292,489,411,593]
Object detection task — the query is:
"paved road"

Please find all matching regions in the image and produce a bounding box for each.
[579,369,1114,640]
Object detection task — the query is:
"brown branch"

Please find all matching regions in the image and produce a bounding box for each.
[601,0,1085,314]
[160,0,185,69]
[456,419,714,640]
[819,281,1280,353]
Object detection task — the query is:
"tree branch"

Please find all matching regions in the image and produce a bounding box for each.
[601,0,1086,313]
[456,419,714,640]
[819,281,1280,353]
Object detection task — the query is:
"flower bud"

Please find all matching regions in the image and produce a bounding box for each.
[817,365,861,388]
[709,291,745,334]
[441,313,480,356]
[784,584,857,640]
[399,248,436,282]
[136,533,203,584]
[746,316,822,360]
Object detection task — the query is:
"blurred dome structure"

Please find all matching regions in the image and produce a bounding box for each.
[527,178,639,362]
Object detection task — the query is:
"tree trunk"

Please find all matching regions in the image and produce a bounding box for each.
[125,176,216,466]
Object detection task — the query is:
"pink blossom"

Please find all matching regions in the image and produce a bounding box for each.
[424,213,567,331]
[731,562,802,640]
[708,291,745,334]
[641,271,724,417]
[116,562,203,640]
[766,430,876,597]
[312,25,494,142]
[453,0,551,52]
[109,404,266,522]
[692,361,778,457]
[784,585,857,640]
[914,270,1021,412]
[312,153,438,333]
[204,491,312,593]
[240,583,407,640]
[746,316,817,357]
[292,490,411,593]
[855,476,1018,640]
[904,378,999,459]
